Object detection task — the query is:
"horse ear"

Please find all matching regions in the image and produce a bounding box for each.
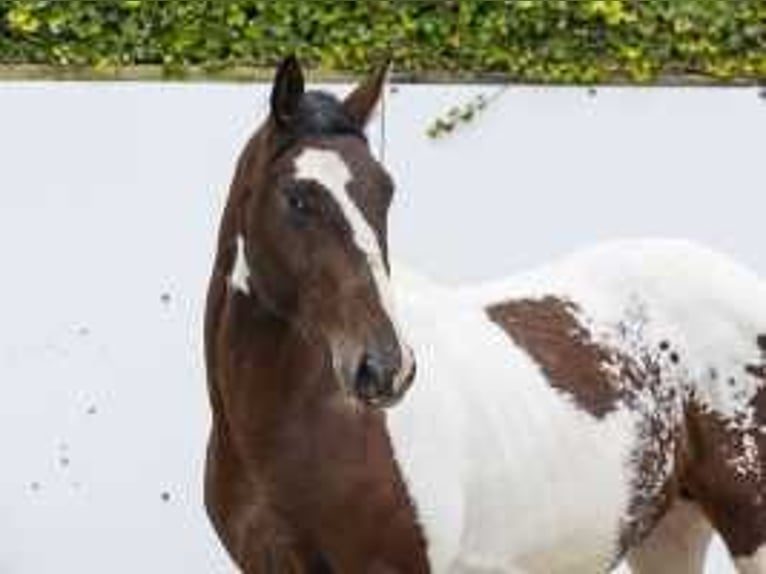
[342,60,390,128]
[270,55,305,127]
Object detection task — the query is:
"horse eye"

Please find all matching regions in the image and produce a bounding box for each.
[287,193,308,212]
[284,185,312,215]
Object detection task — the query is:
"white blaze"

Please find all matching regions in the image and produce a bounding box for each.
[293,147,413,388]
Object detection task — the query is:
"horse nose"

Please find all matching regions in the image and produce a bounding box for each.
[353,350,396,404]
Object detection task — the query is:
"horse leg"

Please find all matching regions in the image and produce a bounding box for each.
[688,471,766,573]
[625,499,713,574]
[684,402,766,574]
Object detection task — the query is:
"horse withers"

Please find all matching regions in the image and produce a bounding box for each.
[204,57,766,573]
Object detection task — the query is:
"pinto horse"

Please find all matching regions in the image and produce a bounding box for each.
[204,57,766,573]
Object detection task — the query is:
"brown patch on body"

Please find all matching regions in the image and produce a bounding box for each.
[486,296,622,419]
[487,295,686,558]
[684,399,766,557]
[673,333,766,559]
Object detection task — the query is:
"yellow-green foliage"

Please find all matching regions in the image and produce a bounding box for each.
[1,0,764,82]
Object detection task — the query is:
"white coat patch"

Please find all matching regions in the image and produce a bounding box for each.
[229,234,250,294]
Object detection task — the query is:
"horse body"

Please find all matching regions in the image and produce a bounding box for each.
[386,239,766,572]
[204,58,766,573]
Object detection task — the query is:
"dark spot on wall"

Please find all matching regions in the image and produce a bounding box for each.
[757,334,766,351]
[161,491,171,503]
[76,326,90,336]
[729,377,737,387]
[160,292,172,305]
[86,405,97,416]
[587,87,598,97]
[30,481,40,492]
[659,340,670,352]
[708,367,719,381]
[669,352,680,364]
[59,456,70,468]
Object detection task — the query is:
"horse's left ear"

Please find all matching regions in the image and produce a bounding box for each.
[342,60,390,128]
[270,55,305,127]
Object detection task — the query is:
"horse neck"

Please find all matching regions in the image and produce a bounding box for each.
[205,236,330,443]
[205,125,334,458]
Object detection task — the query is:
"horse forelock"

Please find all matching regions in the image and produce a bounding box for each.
[270,91,366,160]
[293,91,366,140]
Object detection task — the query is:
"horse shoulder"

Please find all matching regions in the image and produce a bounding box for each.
[388,286,638,571]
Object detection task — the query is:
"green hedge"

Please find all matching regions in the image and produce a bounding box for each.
[1,0,764,83]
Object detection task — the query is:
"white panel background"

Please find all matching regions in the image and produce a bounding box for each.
[0,81,763,573]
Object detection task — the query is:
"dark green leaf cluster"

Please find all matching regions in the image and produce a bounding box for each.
[1,0,764,82]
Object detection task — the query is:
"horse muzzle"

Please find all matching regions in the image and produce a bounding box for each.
[351,344,416,408]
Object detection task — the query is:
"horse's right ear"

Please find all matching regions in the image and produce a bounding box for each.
[343,60,390,128]
[270,55,304,127]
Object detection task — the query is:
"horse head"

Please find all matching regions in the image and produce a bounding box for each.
[227,56,415,408]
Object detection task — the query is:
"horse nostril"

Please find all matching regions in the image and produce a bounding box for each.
[354,352,393,401]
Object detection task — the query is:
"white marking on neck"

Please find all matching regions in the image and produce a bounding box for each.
[293,147,413,387]
[229,234,250,294]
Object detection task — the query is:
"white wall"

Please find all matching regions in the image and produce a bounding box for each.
[0,81,763,573]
